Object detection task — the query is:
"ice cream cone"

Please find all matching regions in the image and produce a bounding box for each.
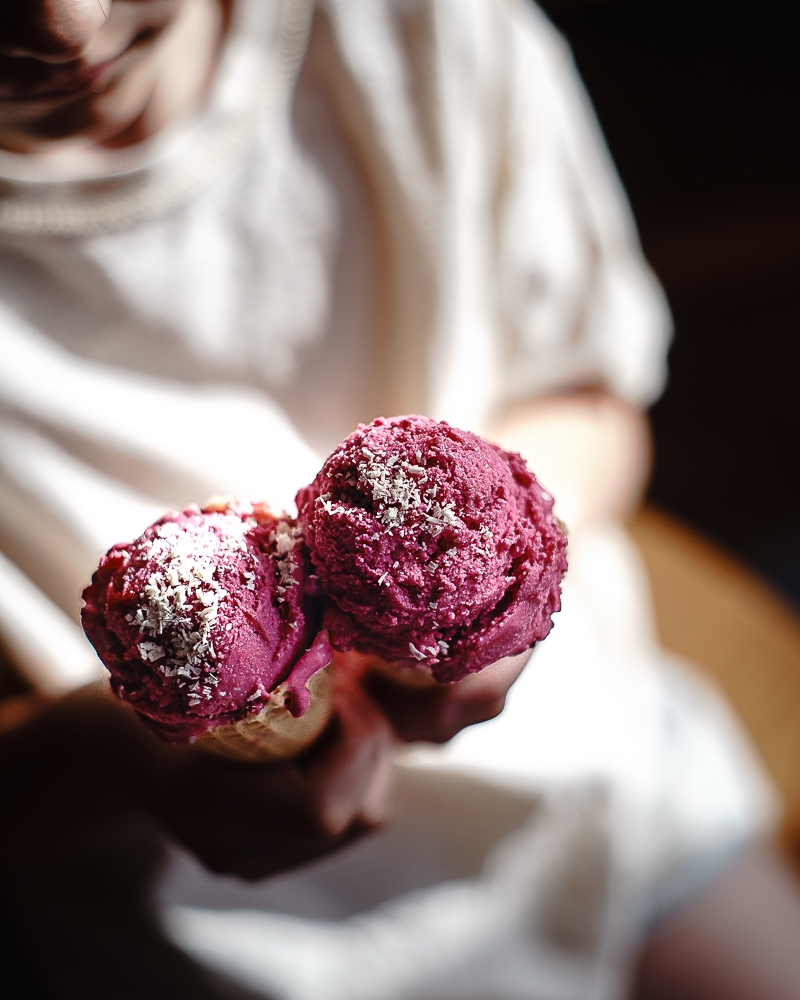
[193,665,334,762]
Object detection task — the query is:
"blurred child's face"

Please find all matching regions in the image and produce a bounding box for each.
[0,1,225,152]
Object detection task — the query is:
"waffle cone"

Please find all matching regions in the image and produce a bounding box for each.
[194,666,334,762]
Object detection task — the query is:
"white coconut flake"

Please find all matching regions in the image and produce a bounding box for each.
[316,493,348,516]
[138,642,165,662]
[408,642,427,661]
[270,519,302,596]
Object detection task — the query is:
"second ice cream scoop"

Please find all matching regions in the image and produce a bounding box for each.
[296,416,567,683]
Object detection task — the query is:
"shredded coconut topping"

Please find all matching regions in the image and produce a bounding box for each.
[270,519,303,602]
[407,639,446,661]
[357,447,425,530]
[134,515,255,704]
[316,492,348,517]
[138,642,165,662]
[339,446,461,535]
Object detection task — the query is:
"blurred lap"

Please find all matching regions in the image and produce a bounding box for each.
[2,525,797,999]
[631,847,800,1000]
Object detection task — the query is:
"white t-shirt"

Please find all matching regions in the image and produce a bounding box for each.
[0,2,774,997]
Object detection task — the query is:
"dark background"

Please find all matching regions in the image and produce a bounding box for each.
[536,0,800,606]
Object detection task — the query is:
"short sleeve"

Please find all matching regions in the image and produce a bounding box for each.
[494,1,672,407]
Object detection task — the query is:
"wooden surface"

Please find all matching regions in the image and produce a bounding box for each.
[631,506,800,847]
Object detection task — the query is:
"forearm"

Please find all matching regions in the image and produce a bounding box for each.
[488,391,651,533]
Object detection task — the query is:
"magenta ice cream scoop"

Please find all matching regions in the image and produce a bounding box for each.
[82,501,331,743]
[296,416,567,683]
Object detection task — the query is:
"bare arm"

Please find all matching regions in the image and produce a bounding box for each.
[488,390,651,532]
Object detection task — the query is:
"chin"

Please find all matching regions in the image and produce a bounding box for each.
[3,86,156,152]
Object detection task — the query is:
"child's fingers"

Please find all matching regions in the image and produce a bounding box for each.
[366,650,530,744]
[301,680,395,835]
